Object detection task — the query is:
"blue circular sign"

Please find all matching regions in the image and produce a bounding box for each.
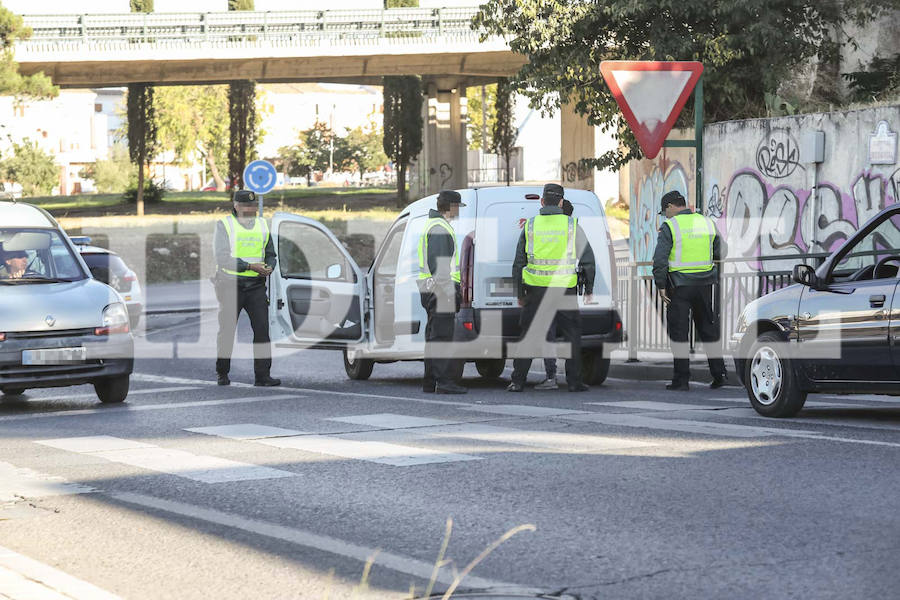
[243,160,277,194]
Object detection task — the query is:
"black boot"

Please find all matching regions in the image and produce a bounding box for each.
[217,373,230,386]
[255,375,281,387]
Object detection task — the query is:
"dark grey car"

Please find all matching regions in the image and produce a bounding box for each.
[733,203,900,417]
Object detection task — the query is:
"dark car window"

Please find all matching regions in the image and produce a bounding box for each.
[832,212,900,280]
[82,253,129,284]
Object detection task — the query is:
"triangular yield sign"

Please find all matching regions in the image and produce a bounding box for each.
[600,61,703,159]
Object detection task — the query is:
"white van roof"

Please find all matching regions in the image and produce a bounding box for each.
[0,201,57,228]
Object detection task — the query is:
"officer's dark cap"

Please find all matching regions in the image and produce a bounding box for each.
[542,183,565,203]
[232,189,258,204]
[660,190,686,214]
[436,190,465,211]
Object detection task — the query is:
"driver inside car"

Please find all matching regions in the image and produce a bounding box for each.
[1,249,40,279]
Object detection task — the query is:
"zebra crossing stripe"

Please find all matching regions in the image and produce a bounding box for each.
[0,461,94,503]
[186,424,480,467]
[0,545,122,600]
[35,436,295,483]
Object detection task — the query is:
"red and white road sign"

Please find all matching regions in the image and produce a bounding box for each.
[600,61,704,159]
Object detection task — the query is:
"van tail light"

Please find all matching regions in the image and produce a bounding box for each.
[463,321,474,331]
[0,333,5,342]
[123,273,137,282]
[95,324,129,336]
[615,319,622,332]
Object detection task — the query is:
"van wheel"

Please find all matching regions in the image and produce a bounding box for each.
[581,347,610,385]
[475,359,506,379]
[2,388,25,397]
[343,349,374,380]
[745,332,806,418]
[94,376,129,404]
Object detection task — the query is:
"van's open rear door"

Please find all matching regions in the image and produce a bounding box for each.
[269,213,366,349]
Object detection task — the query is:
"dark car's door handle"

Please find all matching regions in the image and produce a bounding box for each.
[870,294,886,308]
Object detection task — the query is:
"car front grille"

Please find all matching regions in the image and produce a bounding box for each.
[5,328,95,340]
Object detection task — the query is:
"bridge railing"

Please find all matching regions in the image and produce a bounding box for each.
[18,7,484,47]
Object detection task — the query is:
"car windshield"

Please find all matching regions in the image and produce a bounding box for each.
[0,228,87,283]
[81,252,129,284]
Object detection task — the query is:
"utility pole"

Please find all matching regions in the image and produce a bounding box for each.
[329,103,335,174]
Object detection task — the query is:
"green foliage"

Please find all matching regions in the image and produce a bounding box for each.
[126,84,157,168]
[82,146,134,194]
[467,84,497,150]
[228,0,254,9]
[228,80,257,188]
[843,53,900,102]
[491,78,517,185]
[0,4,57,97]
[345,124,389,174]
[474,0,900,171]
[382,75,423,205]
[129,0,153,11]
[1,138,57,196]
[124,177,166,204]
[385,0,418,7]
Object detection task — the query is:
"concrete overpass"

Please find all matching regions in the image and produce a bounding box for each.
[13,8,594,197]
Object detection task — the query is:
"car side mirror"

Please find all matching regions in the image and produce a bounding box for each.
[792,264,820,289]
[326,263,343,280]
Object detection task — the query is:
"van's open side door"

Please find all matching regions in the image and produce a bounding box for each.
[269,213,367,349]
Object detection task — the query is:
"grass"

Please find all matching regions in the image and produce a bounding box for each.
[605,205,630,220]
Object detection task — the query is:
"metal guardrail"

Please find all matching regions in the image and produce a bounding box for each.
[615,253,829,358]
[17,7,485,50]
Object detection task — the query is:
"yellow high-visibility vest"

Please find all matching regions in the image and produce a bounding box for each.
[220,214,269,277]
[666,212,715,273]
[522,213,578,288]
[417,217,461,284]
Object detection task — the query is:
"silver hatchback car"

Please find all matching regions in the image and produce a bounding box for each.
[0,201,133,403]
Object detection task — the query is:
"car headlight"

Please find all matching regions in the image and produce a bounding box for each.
[96,303,129,335]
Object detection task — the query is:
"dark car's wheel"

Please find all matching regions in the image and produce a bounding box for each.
[1,388,25,397]
[94,375,129,404]
[581,347,610,385]
[343,349,374,380]
[745,332,806,417]
[475,359,506,379]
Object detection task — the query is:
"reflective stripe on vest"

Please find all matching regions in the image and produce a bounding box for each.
[220,214,269,277]
[666,213,715,273]
[522,214,577,288]
[417,217,461,283]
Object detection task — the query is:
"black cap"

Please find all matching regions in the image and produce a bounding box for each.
[659,190,686,214]
[233,189,258,204]
[436,190,465,211]
[561,199,574,216]
[543,183,565,203]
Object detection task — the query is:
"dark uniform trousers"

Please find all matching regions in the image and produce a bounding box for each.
[215,278,271,378]
[511,285,583,387]
[421,285,461,388]
[666,284,726,383]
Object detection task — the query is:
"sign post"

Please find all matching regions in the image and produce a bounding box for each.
[242,160,278,215]
[600,61,704,211]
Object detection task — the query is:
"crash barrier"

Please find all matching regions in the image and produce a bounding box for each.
[614,252,829,358]
[17,7,483,50]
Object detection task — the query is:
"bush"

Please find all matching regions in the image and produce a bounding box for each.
[2,138,58,196]
[83,147,134,194]
[124,178,166,204]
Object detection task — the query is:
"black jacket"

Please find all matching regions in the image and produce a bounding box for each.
[512,205,595,300]
[652,209,725,290]
[214,213,277,289]
[424,209,458,290]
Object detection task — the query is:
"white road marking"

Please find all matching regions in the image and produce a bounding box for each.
[586,400,730,411]
[36,436,295,483]
[108,491,538,595]
[459,404,587,417]
[0,394,303,423]
[718,407,900,433]
[187,424,480,467]
[0,545,122,600]
[185,424,306,440]
[329,413,655,453]
[0,461,94,503]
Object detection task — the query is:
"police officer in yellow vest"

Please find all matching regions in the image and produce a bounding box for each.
[652,190,726,391]
[213,190,280,387]
[417,190,467,395]
[508,183,595,392]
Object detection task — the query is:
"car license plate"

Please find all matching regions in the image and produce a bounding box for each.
[22,347,87,365]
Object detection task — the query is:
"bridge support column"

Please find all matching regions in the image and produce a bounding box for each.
[560,101,595,191]
[414,78,468,199]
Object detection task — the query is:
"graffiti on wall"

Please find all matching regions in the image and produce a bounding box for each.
[629,159,691,265]
[715,168,899,272]
[563,161,592,183]
[755,128,801,179]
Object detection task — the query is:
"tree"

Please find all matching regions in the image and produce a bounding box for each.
[2,138,57,196]
[345,123,389,175]
[127,0,156,215]
[228,0,257,189]
[81,146,134,194]
[466,84,497,151]
[382,76,423,206]
[474,0,900,171]
[0,4,56,97]
[155,85,230,191]
[491,78,517,185]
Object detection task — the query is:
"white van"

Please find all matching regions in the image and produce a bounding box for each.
[267,186,623,383]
